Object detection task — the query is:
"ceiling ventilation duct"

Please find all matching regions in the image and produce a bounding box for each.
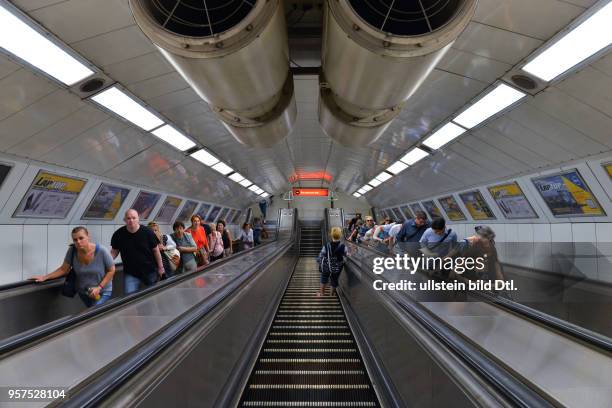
[319,0,477,147]
[129,0,296,147]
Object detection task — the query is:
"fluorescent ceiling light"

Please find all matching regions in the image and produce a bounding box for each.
[91,87,163,131]
[248,185,260,192]
[422,122,466,150]
[228,172,245,183]
[523,2,612,81]
[361,185,373,192]
[400,147,429,165]
[357,188,367,194]
[211,161,234,175]
[453,83,525,129]
[368,178,382,187]
[151,124,196,151]
[386,161,408,175]
[375,171,393,183]
[260,192,270,198]
[239,179,253,188]
[353,192,362,198]
[254,188,264,195]
[0,4,93,85]
[191,149,219,166]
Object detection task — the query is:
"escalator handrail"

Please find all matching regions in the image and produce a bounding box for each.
[350,240,612,354]
[344,252,556,408]
[58,239,296,408]
[0,239,282,357]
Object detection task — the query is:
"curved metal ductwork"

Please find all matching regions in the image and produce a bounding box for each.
[129,0,296,147]
[320,0,478,147]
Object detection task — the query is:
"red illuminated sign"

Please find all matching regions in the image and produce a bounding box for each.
[289,172,332,183]
[292,188,329,197]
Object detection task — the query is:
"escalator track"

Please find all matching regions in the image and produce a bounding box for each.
[239,258,380,407]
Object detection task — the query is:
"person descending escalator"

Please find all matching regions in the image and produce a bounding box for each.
[238,222,254,251]
[208,223,225,262]
[187,215,209,267]
[148,221,179,278]
[217,219,234,257]
[316,227,349,297]
[171,221,198,274]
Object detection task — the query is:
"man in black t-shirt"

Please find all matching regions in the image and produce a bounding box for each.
[111,209,164,294]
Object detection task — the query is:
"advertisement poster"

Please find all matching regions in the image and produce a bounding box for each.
[391,207,405,222]
[217,207,230,222]
[226,209,236,223]
[207,206,222,223]
[155,196,182,223]
[196,203,212,219]
[421,200,442,219]
[532,170,606,217]
[409,203,424,218]
[131,191,161,220]
[604,162,612,180]
[438,196,467,221]
[0,163,11,190]
[231,210,242,224]
[459,190,496,220]
[175,200,199,223]
[488,182,538,219]
[14,170,87,219]
[399,205,413,220]
[82,183,130,220]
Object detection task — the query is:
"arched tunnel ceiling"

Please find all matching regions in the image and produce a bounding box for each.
[0,0,609,209]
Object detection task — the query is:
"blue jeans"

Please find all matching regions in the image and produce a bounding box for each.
[124,273,157,295]
[253,229,261,245]
[79,292,112,308]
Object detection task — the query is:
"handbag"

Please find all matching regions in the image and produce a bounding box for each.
[320,243,344,275]
[61,245,77,297]
[165,248,181,271]
[194,247,209,266]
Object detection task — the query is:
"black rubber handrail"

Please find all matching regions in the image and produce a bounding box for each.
[0,239,280,356]
[344,255,557,408]
[58,240,295,408]
[0,277,64,292]
[349,241,612,354]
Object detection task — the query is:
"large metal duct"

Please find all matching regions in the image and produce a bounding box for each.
[129,0,296,147]
[320,0,478,147]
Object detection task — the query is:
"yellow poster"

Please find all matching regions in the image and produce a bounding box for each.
[532,170,605,217]
[488,182,537,219]
[604,163,612,179]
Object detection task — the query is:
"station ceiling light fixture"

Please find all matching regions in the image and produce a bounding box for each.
[361,185,373,192]
[239,178,253,188]
[91,86,164,131]
[386,160,409,175]
[368,178,383,187]
[248,185,260,192]
[0,3,93,85]
[522,2,612,81]
[357,188,367,194]
[260,192,270,198]
[422,122,467,150]
[151,124,196,151]
[375,171,393,183]
[400,147,429,165]
[453,83,525,129]
[211,161,234,175]
[190,149,220,167]
[353,192,362,198]
[228,172,245,183]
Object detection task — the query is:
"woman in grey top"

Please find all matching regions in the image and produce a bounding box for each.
[171,221,198,274]
[32,226,115,307]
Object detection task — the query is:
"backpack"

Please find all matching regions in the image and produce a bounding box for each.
[320,243,344,275]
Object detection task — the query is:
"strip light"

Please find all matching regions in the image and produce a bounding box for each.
[453,83,525,129]
[248,185,259,192]
[353,192,362,198]
[151,124,196,151]
[386,161,408,175]
[260,192,270,198]
[239,179,253,188]
[400,147,429,165]
[375,171,393,183]
[422,122,466,150]
[91,86,163,131]
[229,172,245,182]
[211,161,234,175]
[191,149,219,166]
[0,4,93,85]
[368,178,382,187]
[357,188,367,194]
[361,185,373,192]
[523,2,612,81]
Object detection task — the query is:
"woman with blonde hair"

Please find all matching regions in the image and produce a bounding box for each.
[316,227,348,297]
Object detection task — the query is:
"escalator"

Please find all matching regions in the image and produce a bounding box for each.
[239,240,380,406]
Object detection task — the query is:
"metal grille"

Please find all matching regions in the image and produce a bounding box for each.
[144,0,257,37]
[348,0,461,36]
[239,258,380,407]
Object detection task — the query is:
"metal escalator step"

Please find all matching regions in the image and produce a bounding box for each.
[249,384,370,390]
[273,320,347,324]
[243,402,376,407]
[258,358,361,363]
[271,326,348,329]
[254,370,364,375]
[266,340,353,344]
[268,332,351,336]
[263,349,357,353]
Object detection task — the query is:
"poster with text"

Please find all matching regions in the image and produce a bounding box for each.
[0,163,11,190]
[409,203,424,218]
[155,196,183,223]
[217,207,230,222]
[459,190,496,220]
[532,170,606,217]
[207,206,222,223]
[131,191,161,220]
[604,162,612,180]
[438,196,467,221]
[196,203,212,219]
[14,170,87,219]
[421,200,443,219]
[488,182,537,219]
[176,200,199,223]
[391,207,405,222]
[82,183,130,220]
[399,205,413,220]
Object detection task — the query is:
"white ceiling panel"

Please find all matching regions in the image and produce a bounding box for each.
[0,55,21,80]
[148,87,202,114]
[11,0,66,11]
[455,133,531,173]
[437,48,513,83]
[0,69,56,121]
[592,51,612,77]
[446,141,514,177]
[102,52,175,85]
[473,0,586,40]
[126,72,189,101]
[0,89,83,151]
[554,65,612,117]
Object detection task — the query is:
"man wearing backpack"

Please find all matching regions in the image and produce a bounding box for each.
[419,217,457,258]
[316,227,348,297]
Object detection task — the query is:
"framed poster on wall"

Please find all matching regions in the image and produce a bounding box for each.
[14,170,87,219]
[459,190,496,220]
[421,200,443,219]
[196,203,212,219]
[82,183,130,220]
[175,200,199,223]
[409,203,424,218]
[231,210,242,224]
[131,191,161,220]
[532,169,606,217]
[391,207,405,222]
[155,196,182,223]
[488,182,538,219]
[217,207,230,222]
[399,205,413,220]
[0,163,11,190]
[207,206,222,223]
[226,209,236,223]
[603,162,612,180]
[438,196,467,221]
